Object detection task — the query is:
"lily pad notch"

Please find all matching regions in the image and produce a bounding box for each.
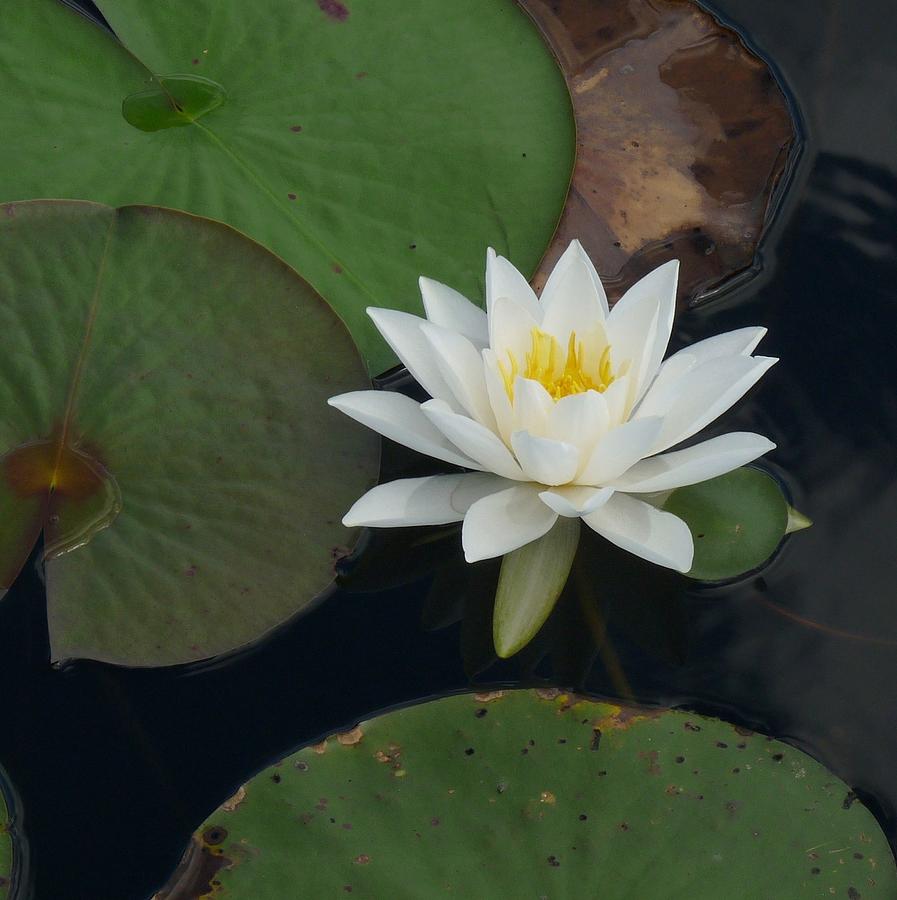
[0,200,377,666]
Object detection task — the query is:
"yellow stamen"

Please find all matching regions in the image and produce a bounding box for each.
[501,327,615,401]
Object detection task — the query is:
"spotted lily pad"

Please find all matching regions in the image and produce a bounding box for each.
[0,201,377,666]
[157,690,896,898]
[521,0,796,303]
[0,0,574,375]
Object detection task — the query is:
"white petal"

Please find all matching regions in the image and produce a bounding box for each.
[606,292,659,398]
[632,352,697,420]
[367,308,461,410]
[636,327,768,420]
[511,376,553,437]
[669,326,767,367]
[511,430,580,486]
[486,248,542,340]
[540,240,608,342]
[462,484,558,562]
[547,390,610,460]
[539,485,614,517]
[541,239,609,318]
[650,355,778,453]
[579,417,663,485]
[601,374,632,425]
[606,260,678,401]
[420,321,495,429]
[343,473,509,528]
[583,492,693,572]
[489,295,540,362]
[422,399,525,480]
[609,432,776,492]
[419,276,488,347]
[482,349,514,445]
[328,391,479,469]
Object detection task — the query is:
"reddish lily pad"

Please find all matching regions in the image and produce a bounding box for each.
[521,0,797,303]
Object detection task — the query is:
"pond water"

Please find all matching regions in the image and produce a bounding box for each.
[2,0,897,897]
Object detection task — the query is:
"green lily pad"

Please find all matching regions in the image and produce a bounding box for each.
[663,467,791,582]
[0,789,10,898]
[157,690,896,898]
[0,200,377,666]
[0,0,574,375]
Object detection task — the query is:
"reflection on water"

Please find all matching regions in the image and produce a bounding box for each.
[2,2,897,899]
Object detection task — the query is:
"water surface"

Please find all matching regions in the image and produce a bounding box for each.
[3,0,897,896]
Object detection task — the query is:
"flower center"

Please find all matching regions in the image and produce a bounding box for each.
[499,327,615,402]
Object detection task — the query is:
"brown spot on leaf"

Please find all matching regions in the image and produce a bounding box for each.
[338,727,364,746]
[353,854,371,865]
[221,786,246,812]
[474,691,504,703]
[593,704,660,732]
[153,834,231,898]
[638,749,661,775]
[535,688,562,701]
[318,0,349,21]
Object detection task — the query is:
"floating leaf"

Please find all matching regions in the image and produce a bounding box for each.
[493,516,580,658]
[0,201,377,666]
[663,467,790,581]
[0,0,574,374]
[521,0,796,303]
[157,690,897,898]
[0,789,9,898]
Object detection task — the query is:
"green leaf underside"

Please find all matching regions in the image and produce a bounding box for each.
[163,691,896,899]
[0,201,377,666]
[493,516,579,658]
[0,790,9,898]
[1,0,574,375]
[664,468,789,582]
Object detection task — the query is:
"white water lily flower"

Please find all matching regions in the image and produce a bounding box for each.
[329,241,777,574]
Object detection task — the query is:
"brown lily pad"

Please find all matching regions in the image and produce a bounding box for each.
[520,0,797,304]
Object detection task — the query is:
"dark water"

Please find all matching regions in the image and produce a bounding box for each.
[4,0,897,897]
